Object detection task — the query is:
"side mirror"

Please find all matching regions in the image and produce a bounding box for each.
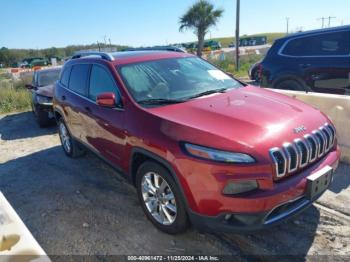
[96,92,118,108]
[25,84,34,90]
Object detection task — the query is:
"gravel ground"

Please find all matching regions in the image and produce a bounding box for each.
[0,111,349,260]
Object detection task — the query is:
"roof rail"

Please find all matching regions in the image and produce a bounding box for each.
[71,51,115,61]
[123,46,187,53]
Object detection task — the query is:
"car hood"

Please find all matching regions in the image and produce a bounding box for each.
[147,86,330,159]
[36,84,54,98]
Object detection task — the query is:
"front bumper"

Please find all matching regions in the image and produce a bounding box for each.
[182,147,340,232]
[189,194,317,232]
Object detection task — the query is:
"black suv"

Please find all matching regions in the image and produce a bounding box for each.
[26,67,61,127]
[259,26,350,95]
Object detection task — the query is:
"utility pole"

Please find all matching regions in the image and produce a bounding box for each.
[318,17,326,28]
[235,0,240,72]
[286,17,290,34]
[327,16,336,27]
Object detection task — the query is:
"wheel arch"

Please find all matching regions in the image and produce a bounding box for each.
[129,147,190,210]
[272,74,310,91]
[53,108,64,121]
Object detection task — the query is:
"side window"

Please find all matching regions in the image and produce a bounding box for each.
[283,31,350,57]
[60,66,71,87]
[68,64,90,95]
[283,36,319,56]
[89,65,118,101]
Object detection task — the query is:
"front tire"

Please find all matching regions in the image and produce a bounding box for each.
[58,118,85,158]
[136,161,189,234]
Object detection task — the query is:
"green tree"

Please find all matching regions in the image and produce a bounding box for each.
[179,0,223,57]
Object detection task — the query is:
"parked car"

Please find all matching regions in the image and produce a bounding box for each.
[26,67,61,127]
[20,57,49,68]
[260,25,350,95]
[53,51,340,234]
[204,40,221,51]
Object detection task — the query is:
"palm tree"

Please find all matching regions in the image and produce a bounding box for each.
[179,0,224,57]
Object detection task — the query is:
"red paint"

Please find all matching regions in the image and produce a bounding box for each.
[54,51,341,219]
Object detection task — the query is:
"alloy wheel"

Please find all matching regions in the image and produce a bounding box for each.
[59,122,71,153]
[141,172,177,225]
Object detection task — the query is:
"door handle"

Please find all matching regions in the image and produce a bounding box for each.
[61,95,66,101]
[299,64,311,69]
[84,106,92,113]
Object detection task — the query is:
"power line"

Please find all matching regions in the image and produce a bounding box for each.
[318,16,336,28]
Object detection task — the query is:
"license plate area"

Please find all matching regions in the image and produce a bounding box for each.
[306,166,333,200]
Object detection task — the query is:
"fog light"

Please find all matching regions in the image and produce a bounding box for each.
[223,180,258,195]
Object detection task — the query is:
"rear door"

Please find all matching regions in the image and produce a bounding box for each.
[62,64,91,140]
[307,30,350,95]
[82,63,126,167]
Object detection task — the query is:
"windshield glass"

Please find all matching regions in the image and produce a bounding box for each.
[118,57,242,103]
[38,69,61,87]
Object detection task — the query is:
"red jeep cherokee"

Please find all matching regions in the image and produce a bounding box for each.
[53,50,340,234]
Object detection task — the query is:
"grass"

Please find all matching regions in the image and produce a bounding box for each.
[211,32,286,47]
[0,70,32,114]
[209,54,263,78]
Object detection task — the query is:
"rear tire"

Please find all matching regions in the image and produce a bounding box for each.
[275,79,305,91]
[136,161,189,234]
[58,118,85,158]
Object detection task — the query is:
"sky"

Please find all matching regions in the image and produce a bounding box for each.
[0,0,349,49]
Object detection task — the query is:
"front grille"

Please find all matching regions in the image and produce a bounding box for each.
[305,134,318,162]
[295,139,308,167]
[314,130,326,157]
[269,123,336,179]
[270,148,286,177]
[283,143,298,172]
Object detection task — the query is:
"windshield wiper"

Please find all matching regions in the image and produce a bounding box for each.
[186,88,228,100]
[138,98,186,105]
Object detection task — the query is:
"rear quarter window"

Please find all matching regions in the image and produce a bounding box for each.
[68,64,90,96]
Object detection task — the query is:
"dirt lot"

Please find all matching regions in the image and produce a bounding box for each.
[0,112,349,260]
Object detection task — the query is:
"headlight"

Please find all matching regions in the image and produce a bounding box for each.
[36,95,52,105]
[182,143,255,163]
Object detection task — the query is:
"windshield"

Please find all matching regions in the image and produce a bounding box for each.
[118,57,243,104]
[38,69,61,87]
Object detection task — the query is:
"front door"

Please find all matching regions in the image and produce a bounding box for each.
[82,63,126,167]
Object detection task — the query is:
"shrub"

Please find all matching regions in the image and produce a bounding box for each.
[0,78,31,114]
